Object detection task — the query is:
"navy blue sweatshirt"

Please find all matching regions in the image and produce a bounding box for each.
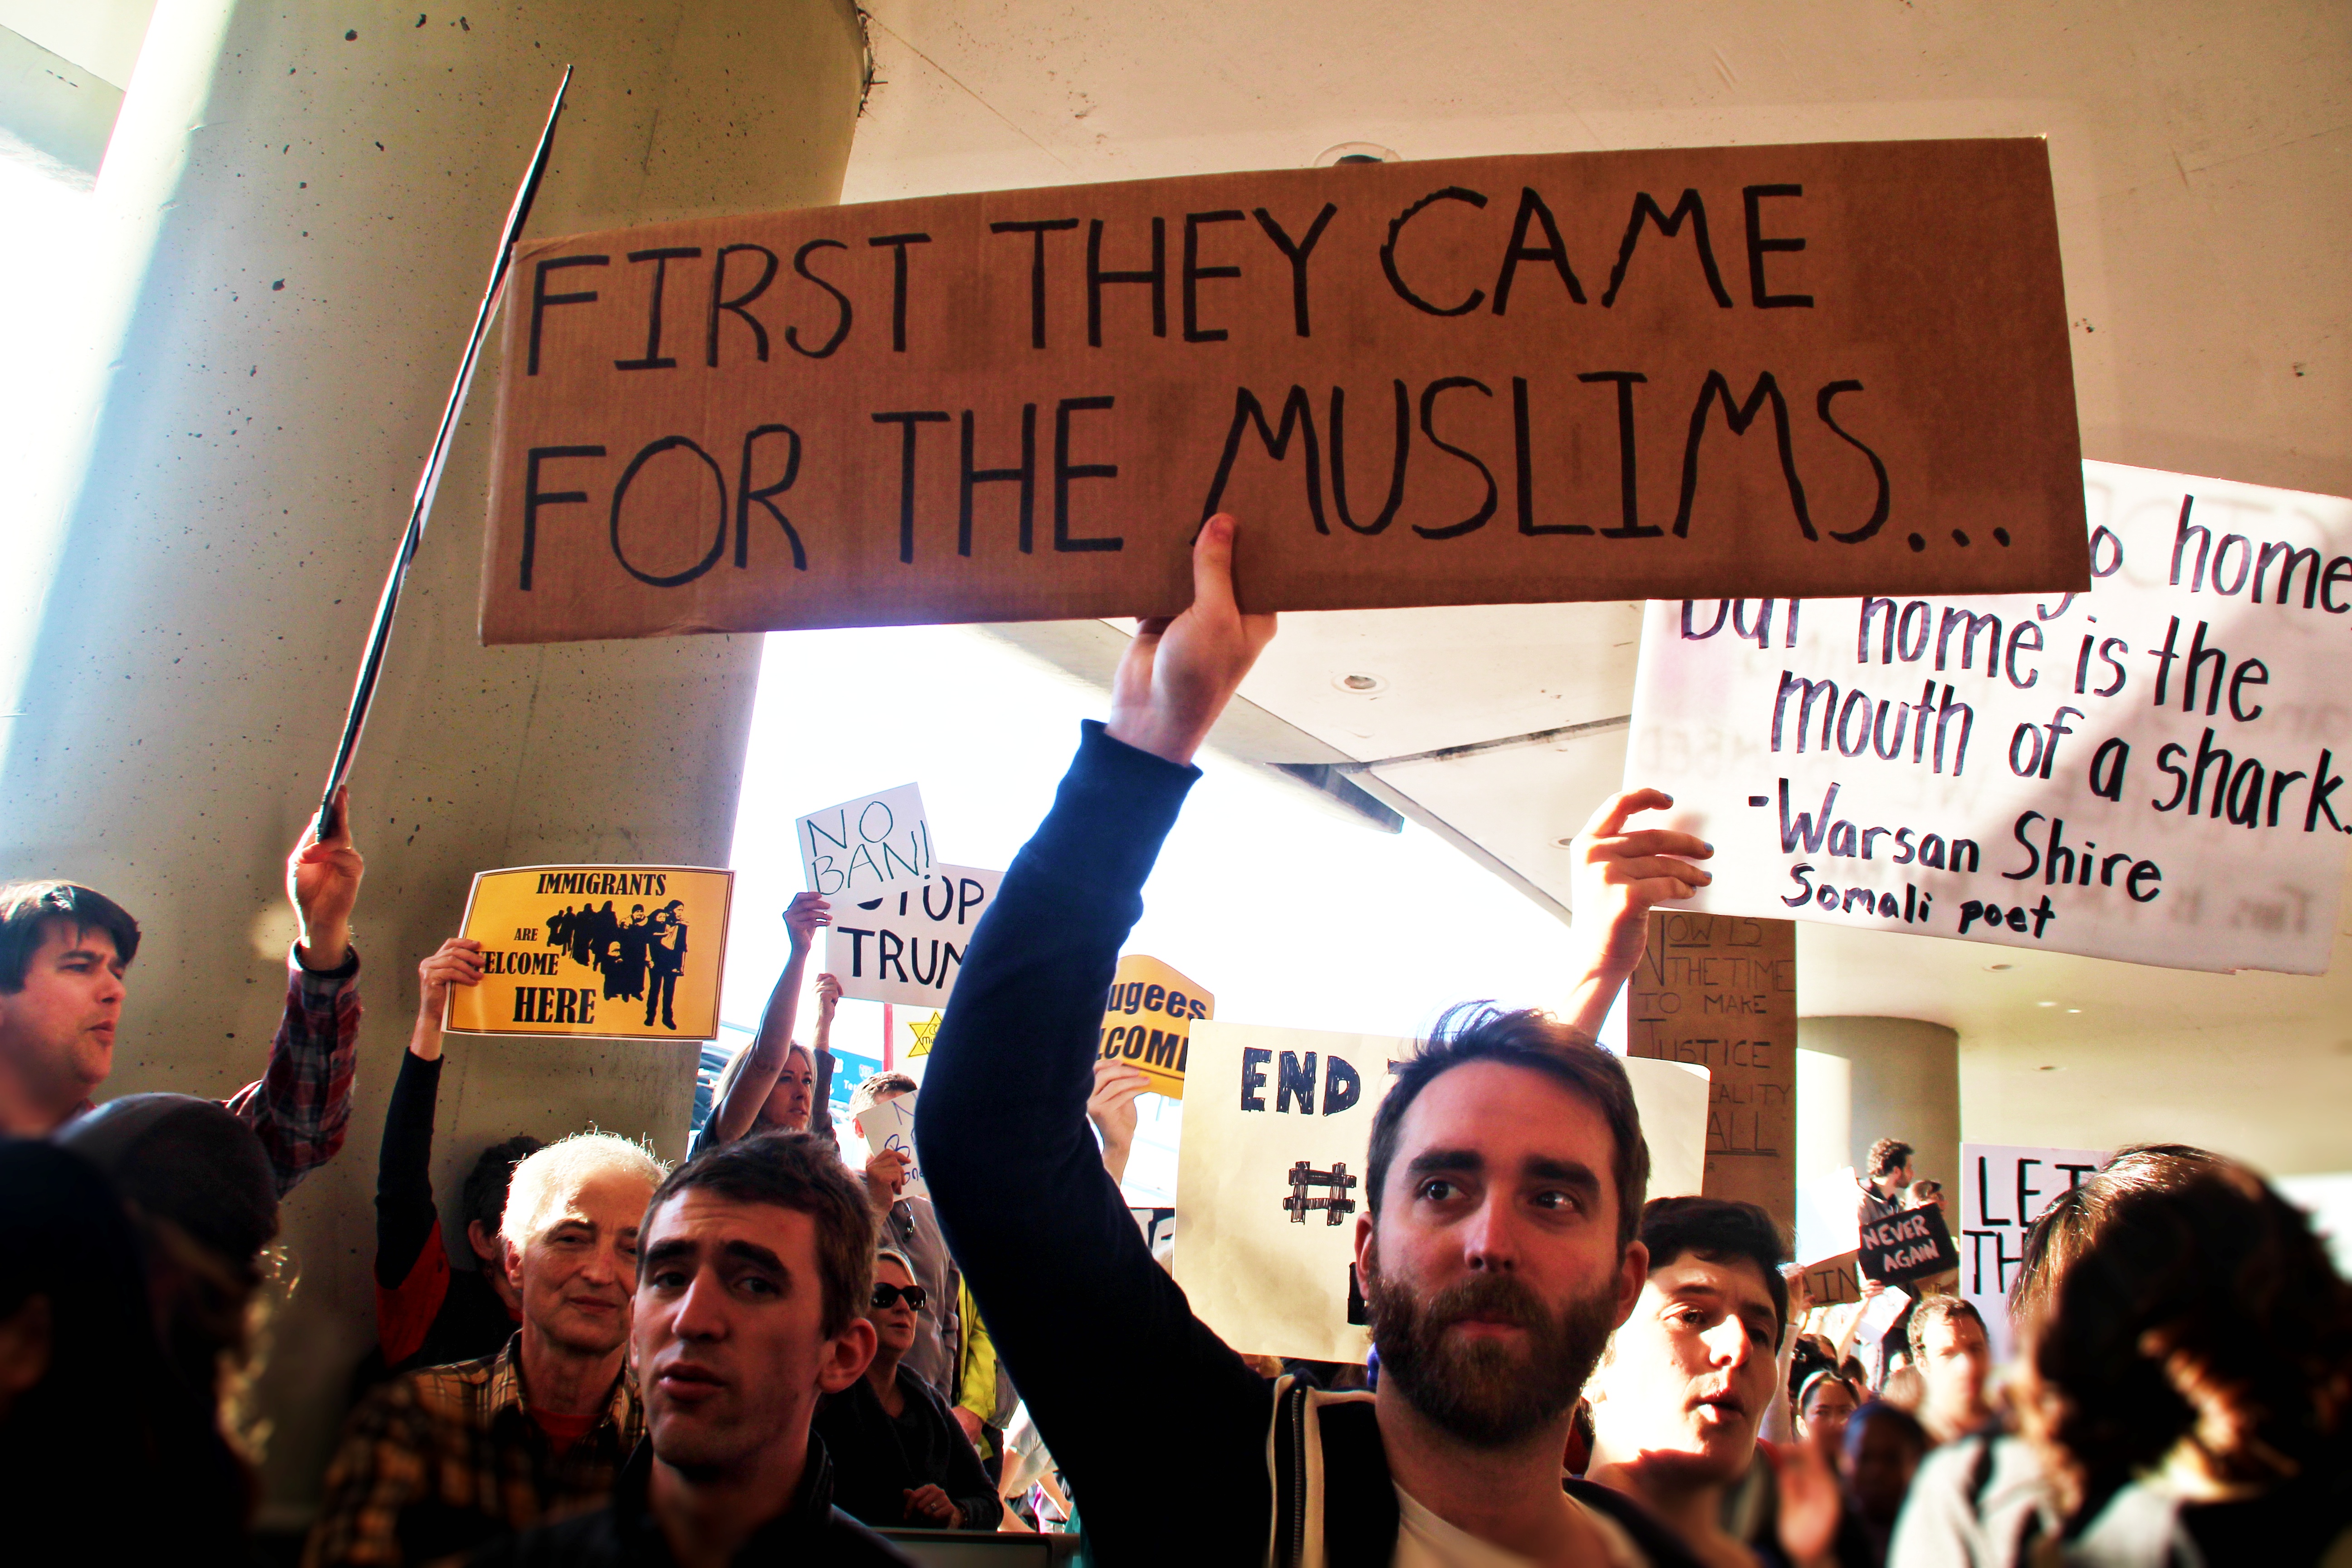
[917,724,1274,1562]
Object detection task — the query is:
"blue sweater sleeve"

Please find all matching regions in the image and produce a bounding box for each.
[917,723,1273,1561]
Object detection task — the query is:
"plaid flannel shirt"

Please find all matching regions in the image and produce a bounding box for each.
[222,946,363,1197]
[70,946,360,1199]
[303,1335,643,1568]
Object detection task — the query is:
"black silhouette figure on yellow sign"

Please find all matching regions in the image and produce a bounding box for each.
[526,900,693,1030]
[643,901,688,1031]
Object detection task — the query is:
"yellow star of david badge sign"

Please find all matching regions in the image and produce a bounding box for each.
[905,1010,943,1058]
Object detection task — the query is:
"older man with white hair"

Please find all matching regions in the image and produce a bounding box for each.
[306,1131,666,1567]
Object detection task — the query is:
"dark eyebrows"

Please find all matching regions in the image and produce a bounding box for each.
[1523,1156,1603,1200]
[1661,1277,1779,1337]
[721,1238,787,1274]
[1403,1147,1485,1181]
[644,1237,699,1269]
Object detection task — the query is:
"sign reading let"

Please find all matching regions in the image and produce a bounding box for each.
[482,139,2082,643]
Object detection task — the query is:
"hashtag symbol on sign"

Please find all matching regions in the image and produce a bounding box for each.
[1283,1161,1359,1225]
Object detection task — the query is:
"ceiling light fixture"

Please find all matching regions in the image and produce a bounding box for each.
[1314,142,1399,167]
[1333,672,1387,694]
[1985,963,2013,971]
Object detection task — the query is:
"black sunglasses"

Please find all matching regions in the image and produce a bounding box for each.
[871,1282,927,1312]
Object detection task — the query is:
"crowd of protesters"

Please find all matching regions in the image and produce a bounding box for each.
[3,519,2350,1565]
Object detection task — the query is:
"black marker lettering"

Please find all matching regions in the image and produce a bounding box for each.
[1182,210,1245,343]
[529,254,608,375]
[707,243,779,365]
[1251,203,1338,337]
[990,219,1078,349]
[615,247,701,371]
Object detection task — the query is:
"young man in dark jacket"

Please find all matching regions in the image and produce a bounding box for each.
[919,514,1716,1566]
[474,1134,908,1566]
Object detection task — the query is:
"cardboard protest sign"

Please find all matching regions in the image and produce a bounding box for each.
[858,1090,926,1201]
[825,863,1001,1007]
[1960,1141,2105,1360]
[1173,1021,1709,1362]
[447,865,734,1039]
[1097,954,1214,1098]
[1795,1166,1863,1267]
[1625,911,1798,1230]
[1625,461,2352,973]
[1798,1250,1864,1309]
[797,784,932,900]
[1857,1203,1959,1285]
[481,139,2083,646]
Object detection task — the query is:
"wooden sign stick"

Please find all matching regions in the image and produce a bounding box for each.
[313,66,571,837]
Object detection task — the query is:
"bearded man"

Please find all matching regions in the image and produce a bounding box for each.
[918,514,1715,1567]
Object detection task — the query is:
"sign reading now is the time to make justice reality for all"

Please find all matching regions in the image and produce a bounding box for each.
[447,865,735,1040]
[480,139,2086,644]
[1626,461,2352,973]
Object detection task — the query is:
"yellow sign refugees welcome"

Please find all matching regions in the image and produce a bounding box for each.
[1097,954,1213,1099]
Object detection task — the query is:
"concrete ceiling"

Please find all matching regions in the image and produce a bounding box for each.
[848,0,2352,1178]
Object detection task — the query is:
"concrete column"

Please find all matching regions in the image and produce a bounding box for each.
[1797,1016,1962,1192]
[0,0,865,1522]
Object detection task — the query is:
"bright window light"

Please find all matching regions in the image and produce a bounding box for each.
[724,623,1583,1203]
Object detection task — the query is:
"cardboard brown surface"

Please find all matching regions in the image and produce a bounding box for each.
[482,139,2083,644]
[1626,911,1798,1233]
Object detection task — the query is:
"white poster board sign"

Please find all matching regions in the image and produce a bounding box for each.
[1959,1141,2105,1361]
[826,863,1001,1007]
[797,784,934,899]
[859,1091,928,1201]
[1173,1022,1707,1363]
[1624,461,2352,972]
[1795,1166,1863,1267]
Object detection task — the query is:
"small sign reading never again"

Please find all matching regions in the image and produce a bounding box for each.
[483,139,2084,643]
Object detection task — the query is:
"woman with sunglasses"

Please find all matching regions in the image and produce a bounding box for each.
[813,1248,1005,1531]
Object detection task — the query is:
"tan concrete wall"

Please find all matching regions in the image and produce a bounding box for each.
[1798,1015,1962,1193]
[0,0,865,1521]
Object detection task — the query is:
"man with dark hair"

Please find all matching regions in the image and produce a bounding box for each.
[919,517,1716,1565]
[477,1132,908,1564]
[0,788,367,1195]
[368,936,538,1381]
[1858,1140,1915,1234]
[1585,1197,1811,1565]
[1906,1296,1990,1446]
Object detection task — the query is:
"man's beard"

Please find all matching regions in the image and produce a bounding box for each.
[1364,1251,1618,1450]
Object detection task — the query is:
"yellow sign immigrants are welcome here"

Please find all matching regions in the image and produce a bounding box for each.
[447,865,735,1041]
